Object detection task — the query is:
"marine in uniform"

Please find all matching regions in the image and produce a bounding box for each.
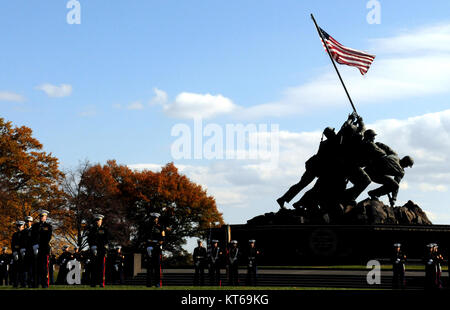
[31,210,52,288]
[11,220,26,288]
[433,244,444,289]
[142,212,165,287]
[0,247,10,286]
[23,216,35,287]
[87,214,109,287]
[424,243,442,290]
[56,245,74,285]
[208,240,222,286]
[392,243,406,289]
[193,240,207,286]
[112,245,125,285]
[228,240,240,286]
[245,240,260,286]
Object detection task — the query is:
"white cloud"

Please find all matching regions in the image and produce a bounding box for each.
[369,23,450,54]
[127,101,144,110]
[399,182,409,190]
[0,91,25,102]
[424,210,437,222]
[236,23,450,119]
[149,88,168,106]
[418,183,448,193]
[128,163,164,171]
[35,83,72,98]
[163,92,237,119]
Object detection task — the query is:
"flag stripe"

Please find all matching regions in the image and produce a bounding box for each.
[319,27,375,75]
[324,44,374,66]
[329,37,375,60]
[324,39,375,64]
[327,41,375,63]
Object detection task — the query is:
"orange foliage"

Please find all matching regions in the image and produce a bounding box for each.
[0,118,66,249]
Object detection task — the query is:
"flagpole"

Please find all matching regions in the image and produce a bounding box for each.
[310,13,358,115]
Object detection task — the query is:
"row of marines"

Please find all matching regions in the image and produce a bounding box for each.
[0,212,125,288]
[392,242,446,290]
[193,239,260,286]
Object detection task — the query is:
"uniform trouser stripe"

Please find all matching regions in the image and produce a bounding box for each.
[46,255,49,287]
[159,255,162,287]
[103,256,106,287]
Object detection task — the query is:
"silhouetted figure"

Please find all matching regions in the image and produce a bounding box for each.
[338,114,373,204]
[277,127,340,210]
[87,214,109,288]
[392,243,406,289]
[208,240,222,286]
[23,216,35,288]
[228,240,240,286]
[277,112,414,224]
[193,240,207,286]
[366,156,414,207]
[31,210,53,288]
[424,243,443,290]
[11,221,26,288]
[245,240,260,286]
[111,246,125,285]
[142,212,165,287]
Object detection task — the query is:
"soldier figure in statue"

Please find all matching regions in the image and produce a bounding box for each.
[276,126,340,211]
[277,112,415,224]
[366,155,414,207]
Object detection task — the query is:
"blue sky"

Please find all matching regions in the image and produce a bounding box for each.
[2,0,450,227]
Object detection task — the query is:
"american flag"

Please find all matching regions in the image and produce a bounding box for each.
[319,27,375,75]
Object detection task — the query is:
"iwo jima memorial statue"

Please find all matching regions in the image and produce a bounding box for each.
[211,15,450,264]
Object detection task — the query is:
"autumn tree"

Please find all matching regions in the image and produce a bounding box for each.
[61,160,135,249]
[130,163,224,256]
[0,118,66,249]
[62,160,223,256]
[60,160,94,249]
